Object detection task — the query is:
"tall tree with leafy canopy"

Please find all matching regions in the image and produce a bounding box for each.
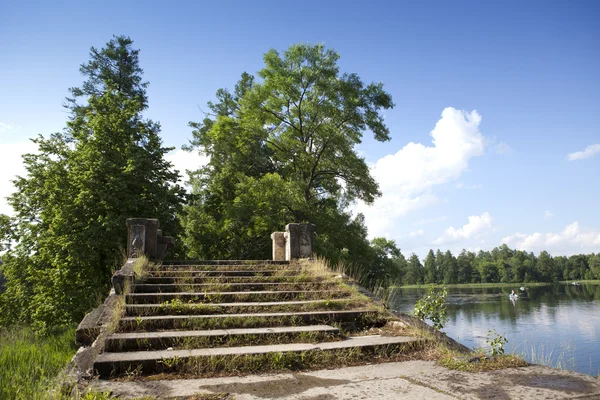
[182,43,394,267]
[0,36,184,331]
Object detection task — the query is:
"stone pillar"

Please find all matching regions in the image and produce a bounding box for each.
[271,232,286,261]
[126,218,159,259]
[284,223,315,260]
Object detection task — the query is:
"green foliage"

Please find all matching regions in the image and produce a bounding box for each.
[413,286,448,331]
[398,245,598,286]
[0,325,77,400]
[181,43,394,283]
[486,329,508,357]
[0,36,184,331]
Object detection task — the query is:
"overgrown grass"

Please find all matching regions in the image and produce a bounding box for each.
[0,325,78,400]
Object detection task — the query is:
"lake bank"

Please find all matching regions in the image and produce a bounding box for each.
[390,283,600,376]
[393,279,600,290]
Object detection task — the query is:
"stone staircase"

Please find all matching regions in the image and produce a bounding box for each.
[91,260,426,380]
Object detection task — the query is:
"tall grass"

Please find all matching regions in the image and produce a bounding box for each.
[0,325,77,400]
[512,339,576,371]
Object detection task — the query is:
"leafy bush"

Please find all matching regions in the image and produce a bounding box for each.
[413,286,448,331]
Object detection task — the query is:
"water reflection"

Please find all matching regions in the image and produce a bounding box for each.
[390,283,600,376]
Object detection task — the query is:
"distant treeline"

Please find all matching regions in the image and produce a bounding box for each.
[388,245,600,286]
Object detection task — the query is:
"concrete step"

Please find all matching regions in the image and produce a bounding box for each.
[165,260,290,266]
[132,282,340,293]
[118,310,383,332]
[94,335,424,378]
[139,276,328,284]
[126,290,351,304]
[104,325,340,352]
[125,299,364,317]
[148,270,300,277]
[148,265,299,272]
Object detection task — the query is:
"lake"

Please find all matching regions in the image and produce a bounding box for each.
[390,283,600,376]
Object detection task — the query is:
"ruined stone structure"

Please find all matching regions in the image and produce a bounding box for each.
[271,223,315,261]
[126,218,174,260]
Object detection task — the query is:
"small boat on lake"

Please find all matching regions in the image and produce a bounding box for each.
[520,286,526,291]
[572,281,581,286]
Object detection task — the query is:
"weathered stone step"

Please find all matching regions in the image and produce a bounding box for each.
[118,310,383,332]
[125,299,363,316]
[140,275,327,284]
[148,270,300,277]
[94,335,423,378]
[165,260,290,266]
[132,282,339,293]
[126,290,351,304]
[104,325,340,352]
[148,264,298,272]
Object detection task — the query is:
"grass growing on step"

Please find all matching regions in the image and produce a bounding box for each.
[128,299,372,317]
[132,256,151,280]
[119,311,386,332]
[110,330,342,352]
[112,340,426,379]
[0,325,78,400]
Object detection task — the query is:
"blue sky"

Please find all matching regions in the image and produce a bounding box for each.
[1,0,599,257]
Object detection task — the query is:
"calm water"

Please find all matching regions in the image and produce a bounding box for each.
[390,283,600,376]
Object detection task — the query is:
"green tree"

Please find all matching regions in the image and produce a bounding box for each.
[0,36,184,331]
[367,238,404,287]
[589,254,600,279]
[423,250,437,284]
[442,250,457,284]
[182,43,394,271]
[456,249,473,283]
[404,254,424,285]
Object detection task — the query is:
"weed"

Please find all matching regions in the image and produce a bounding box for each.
[486,329,508,357]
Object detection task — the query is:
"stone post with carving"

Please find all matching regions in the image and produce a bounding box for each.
[126,218,159,259]
[284,223,315,260]
[271,232,286,261]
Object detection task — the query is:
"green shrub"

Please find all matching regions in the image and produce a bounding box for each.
[413,286,448,331]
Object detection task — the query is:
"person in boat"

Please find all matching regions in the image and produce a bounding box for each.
[511,290,515,296]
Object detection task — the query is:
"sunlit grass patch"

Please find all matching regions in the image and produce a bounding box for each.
[0,325,77,400]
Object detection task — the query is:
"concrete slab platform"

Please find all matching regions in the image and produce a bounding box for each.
[90,361,600,399]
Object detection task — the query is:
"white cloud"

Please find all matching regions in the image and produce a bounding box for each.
[413,216,447,226]
[544,210,554,220]
[408,229,424,237]
[355,107,486,237]
[0,122,13,133]
[0,140,38,215]
[567,144,600,161]
[502,222,600,255]
[165,149,210,189]
[434,212,493,245]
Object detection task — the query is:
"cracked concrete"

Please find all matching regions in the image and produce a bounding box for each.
[91,360,600,399]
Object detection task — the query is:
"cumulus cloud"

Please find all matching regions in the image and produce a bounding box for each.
[355,107,487,237]
[544,210,554,220]
[502,222,600,255]
[567,144,600,161]
[165,149,210,189]
[434,212,493,245]
[0,140,38,215]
